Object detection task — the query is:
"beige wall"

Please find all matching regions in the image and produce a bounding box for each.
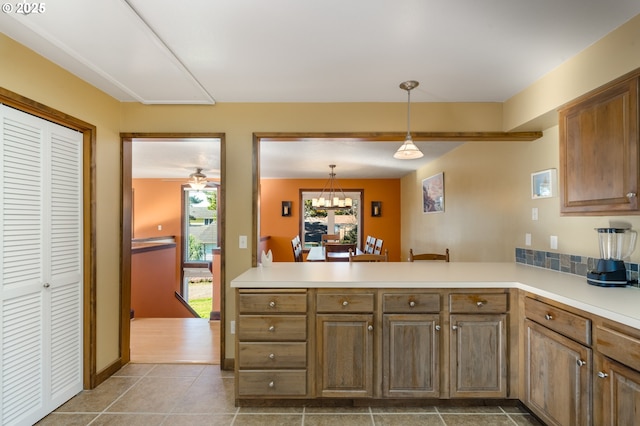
[2,12,640,368]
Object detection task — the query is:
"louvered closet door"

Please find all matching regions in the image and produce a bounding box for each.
[0,105,83,426]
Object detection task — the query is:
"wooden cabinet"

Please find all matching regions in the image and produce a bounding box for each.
[382,291,441,398]
[315,290,375,398]
[449,293,508,398]
[559,72,640,215]
[523,298,592,426]
[594,322,640,425]
[236,289,310,398]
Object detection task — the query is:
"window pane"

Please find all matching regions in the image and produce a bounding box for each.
[185,188,218,262]
[301,192,360,248]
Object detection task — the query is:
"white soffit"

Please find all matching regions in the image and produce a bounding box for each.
[0,0,214,104]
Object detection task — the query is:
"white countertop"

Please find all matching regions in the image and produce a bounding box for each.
[231,262,640,329]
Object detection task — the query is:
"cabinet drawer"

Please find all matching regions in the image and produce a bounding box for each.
[596,325,640,371]
[238,342,307,369]
[317,293,374,313]
[238,315,307,341]
[238,292,307,314]
[449,293,508,314]
[238,370,307,396]
[524,297,591,345]
[382,293,440,313]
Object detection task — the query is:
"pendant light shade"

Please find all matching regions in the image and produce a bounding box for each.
[188,167,207,190]
[394,80,424,160]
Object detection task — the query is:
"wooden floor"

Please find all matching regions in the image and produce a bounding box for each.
[130,318,220,364]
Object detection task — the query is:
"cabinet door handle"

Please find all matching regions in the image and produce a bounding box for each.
[342,300,349,306]
[597,371,608,379]
[452,325,458,330]
[577,359,586,367]
[268,381,275,388]
[269,353,275,360]
[627,192,637,198]
[43,282,51,288]
[368,325,373,331]
[269,301,276,308]
[268,325,275,332]
[409,301,416,307]
[476,300,486,307]
[545,314,553,320]
[435,325,441,331]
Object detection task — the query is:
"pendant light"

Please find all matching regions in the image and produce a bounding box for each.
[311,165,353,209]
[394,80,424,160]
[188,167,207,190]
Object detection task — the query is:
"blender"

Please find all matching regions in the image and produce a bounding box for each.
[587,228,637,287]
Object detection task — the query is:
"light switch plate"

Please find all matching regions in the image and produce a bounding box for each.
[532,207,538,221]
[550,235,558,249]
[239,235,247,249]
[525,233,532,246]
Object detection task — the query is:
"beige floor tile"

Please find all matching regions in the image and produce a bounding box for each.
[305,406,371,414]
[370,406,437,413]
[147,363,207,377]
[162,414,236,425]
[232,414,303,425]
[440,414,514,426]
[90,413,167,425]
[113,363,155,377]
[303,414,374,426]
[437,405,504,414]
[107,376,195,413]
[171,377,236,414]
[35,413,98,425]
[239,406,304,413]
[373,413,445,425]
[55,376,140,412]
[509,413,545,425]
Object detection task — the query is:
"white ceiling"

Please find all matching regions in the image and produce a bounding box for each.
[4,0,640,178]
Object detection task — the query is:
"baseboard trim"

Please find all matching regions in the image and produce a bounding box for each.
[93,358,123,389]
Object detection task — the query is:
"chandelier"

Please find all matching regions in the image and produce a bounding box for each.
[188,168,207,190]
[311,165,353,209]
[394,80,424,160]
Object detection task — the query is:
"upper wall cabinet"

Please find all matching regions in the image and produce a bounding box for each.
[559,71,640,215]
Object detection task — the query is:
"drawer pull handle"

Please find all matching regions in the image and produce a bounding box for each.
[269,301,276,308]
[545,314,553,320]
[409,301,416,307]
[269,353,275,360]
[435,325,441,331]
[597,371,608,379]
[452,325,458,330]
[477,300,486,307]
[268,381,275,388]
[342,300,349,306]
[268,325,275,332]
[577,359,586,367]
[368,325,373,331]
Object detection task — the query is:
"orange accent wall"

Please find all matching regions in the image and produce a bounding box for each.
[260,178,402,261]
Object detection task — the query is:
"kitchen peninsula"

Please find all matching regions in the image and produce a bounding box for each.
[232,262,640,425]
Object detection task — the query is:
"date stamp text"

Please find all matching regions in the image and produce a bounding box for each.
[2,2,46,15]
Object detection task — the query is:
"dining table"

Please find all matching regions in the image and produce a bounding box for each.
[306,245,362,262]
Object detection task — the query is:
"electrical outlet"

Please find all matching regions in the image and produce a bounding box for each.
[157,225,162,231]
[550,235,558,249]
[230,320,236,334]
[532,207,538,221]
[239,235,247,249]
[525,233,532,246]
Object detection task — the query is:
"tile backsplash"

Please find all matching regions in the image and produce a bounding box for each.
[515,247,639,287]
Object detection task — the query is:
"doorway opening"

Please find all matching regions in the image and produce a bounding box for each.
[121,134,225,365]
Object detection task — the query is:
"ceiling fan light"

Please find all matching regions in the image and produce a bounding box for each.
[189,181,207,190]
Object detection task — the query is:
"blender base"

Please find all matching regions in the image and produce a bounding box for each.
[587,259,628,287]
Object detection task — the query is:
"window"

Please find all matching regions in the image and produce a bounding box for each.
[301,190,362,249]
[184,187,218,263]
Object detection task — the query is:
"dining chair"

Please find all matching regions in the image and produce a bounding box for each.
[321,234,340,246]
[409,248,450,262]
[373,238,384,255]
[291,235,303,262]
[365,236,376,254]
[324,242,356,262]
[349,248,388,262]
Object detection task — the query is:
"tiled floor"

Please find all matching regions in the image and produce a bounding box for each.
[36,363,544,426]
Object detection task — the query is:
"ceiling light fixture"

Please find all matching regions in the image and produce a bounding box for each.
[394,80,424,160]
[311,164,353,209]
[188,167,207,190]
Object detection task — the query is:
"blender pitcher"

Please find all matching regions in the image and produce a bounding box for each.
[588,228,637,287]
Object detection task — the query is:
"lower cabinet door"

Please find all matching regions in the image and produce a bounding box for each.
[450,314,507,398]
[316,314,374,398]
[383,314,440,397]
[595,355,640,426]
[524,319,591,426]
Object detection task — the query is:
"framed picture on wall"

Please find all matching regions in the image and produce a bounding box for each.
[422,172,444,214]
[531,169,556,199]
